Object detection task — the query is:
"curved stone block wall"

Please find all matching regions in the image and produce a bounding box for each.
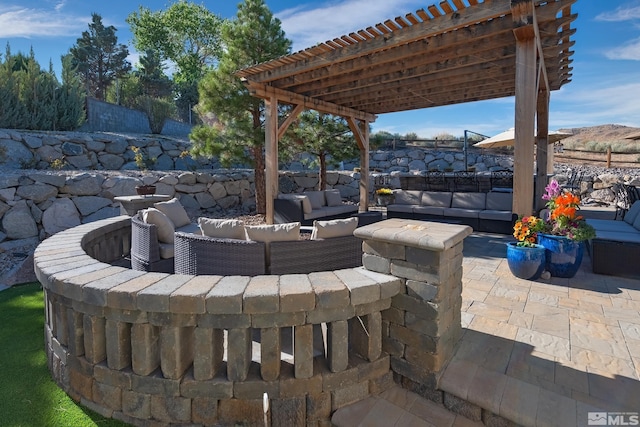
[35,217,403,425]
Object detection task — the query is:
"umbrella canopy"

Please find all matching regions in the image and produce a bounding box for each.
[474,128,572,149]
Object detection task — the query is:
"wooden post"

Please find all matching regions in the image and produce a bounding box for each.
[512,0,538,217]
[264,97,278,224]
[607,146,612,168]
[535,88,550,213]
[347,118,370,212]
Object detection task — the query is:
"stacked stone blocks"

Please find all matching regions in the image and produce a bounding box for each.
[36,216,404,426]
[354,218,471,394]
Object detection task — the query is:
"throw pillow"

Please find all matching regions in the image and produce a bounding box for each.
[306,191,326,210]
[311,217,358,240]
[245,222,301,243]
[154,198,191,228]
[141,208,175,243]
[198,218,246,240]
[325,190,343,207]
[624,201,640,225]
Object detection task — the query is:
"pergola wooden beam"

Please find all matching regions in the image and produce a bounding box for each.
[237,0,576,224]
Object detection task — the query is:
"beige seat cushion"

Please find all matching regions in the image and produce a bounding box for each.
[154,198,191,228]
[158,242,175,259]
[245,222,301,243]
[141,208,175,243]
[311,217,358,240]
[198,218,246,240]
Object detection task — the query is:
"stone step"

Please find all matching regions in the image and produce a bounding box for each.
[331,386,484,427]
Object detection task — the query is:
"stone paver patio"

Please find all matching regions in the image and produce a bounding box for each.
[335,207,640,426]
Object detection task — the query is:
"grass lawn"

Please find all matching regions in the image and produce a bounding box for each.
[0,282,128,427]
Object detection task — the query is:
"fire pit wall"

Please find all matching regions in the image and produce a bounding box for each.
[34,216,471,426]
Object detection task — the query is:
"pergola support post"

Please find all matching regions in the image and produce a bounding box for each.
[347,118,370,212]
[535,88,550,213]
[265,96,279,224]
[512,0,538,217]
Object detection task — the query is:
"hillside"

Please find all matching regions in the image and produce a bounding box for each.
[558,124,640,146]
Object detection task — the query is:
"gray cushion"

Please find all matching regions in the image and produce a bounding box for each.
[486,192,512,211]
[413,206,445,216]
[393,190,422,205]
[420,191,452,207]
[280,194,313,214]
[586,219,637,233]
[325,190,343,207]
[624,200,640,225]
[443,207,481,218]
[158,242,174,259]
[451,192,486,210]
[594,230,640,244]
[386,204,414,214]
[306,191,326,209]
[479,210,513,221]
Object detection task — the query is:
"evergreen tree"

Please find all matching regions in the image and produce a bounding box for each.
[191,0,291,214]
[0,44,26,128]
[56,54,86,130]
[70,13,131,100]
[137,50,173,98]
[283,111,359,190]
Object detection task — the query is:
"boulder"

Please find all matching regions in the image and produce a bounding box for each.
[23,135,43,149]
[0,139,33,169]
[16,183,58,203]
[82,206,120,223]
[73,196,113,216]
[42,198,81,235]
[61,174,105,196]
[61,141,83,156]
[99,153,125,170]
[2,201,38,239]
[32,174,67,187]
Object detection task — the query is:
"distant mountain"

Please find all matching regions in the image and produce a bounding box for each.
[558,124,640,145]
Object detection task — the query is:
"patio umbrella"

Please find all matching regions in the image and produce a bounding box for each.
[474,128,572,148]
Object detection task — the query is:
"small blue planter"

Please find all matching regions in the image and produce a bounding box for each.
[506,242,546,280]
[537,233,584,278]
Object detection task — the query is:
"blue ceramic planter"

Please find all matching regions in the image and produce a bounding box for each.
[506,242,546,280]
[537,233,584,278]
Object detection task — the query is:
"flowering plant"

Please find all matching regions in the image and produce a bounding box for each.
[376,188,393,195]
[540,179,595,242]
[513,215,544,247]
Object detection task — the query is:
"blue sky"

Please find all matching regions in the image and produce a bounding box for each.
[1,0,639,138]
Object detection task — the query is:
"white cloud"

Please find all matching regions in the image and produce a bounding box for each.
[0,5,87,38]
[276,0,426,52]
[551,80,640,128]
[595,3,640,21]
[605,37,640,60]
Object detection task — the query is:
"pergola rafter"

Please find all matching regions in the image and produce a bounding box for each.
[237,0,577,223]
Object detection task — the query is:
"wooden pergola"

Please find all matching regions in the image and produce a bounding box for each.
[237,0,577,223]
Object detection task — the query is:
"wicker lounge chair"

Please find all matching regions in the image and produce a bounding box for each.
[174,232,266,276]
[269,235,362,275]
[131,213,175,273]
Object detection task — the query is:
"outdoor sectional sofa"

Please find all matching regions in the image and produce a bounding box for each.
[274,189,359,225]
[132,204,364,275]
[587,200,640,277]
[387,189,516,234]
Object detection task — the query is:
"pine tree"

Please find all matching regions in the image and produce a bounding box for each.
[191,0,292,213]
[56,54,86,130]
[69,13,131,100]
